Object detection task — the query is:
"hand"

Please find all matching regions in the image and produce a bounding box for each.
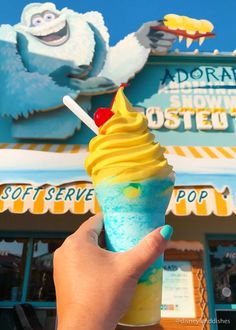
[71,76,118,95]
[135,20,176,54]
[68,65,92,79]
[50,65,92,88]
[53,214,172,330]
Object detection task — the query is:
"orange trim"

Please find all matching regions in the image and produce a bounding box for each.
[173,146,185,157]
[214,190,228,216]
[74,183,86,213]
[188,146,203,158]
[195,188,207,215]
[56,144,67,153]
[174,189,187,215]
[33,189,46,214]
[28,144,37,150]
[13,143,24,149]
[12,185,26,214]
[53,201,65,214]
[41,144,52,152]
[202,146,218,158]
[53,199,65,214]
[52,188,65,214]
[230,147,236,154]
[216,147,234,159]
[70,145,81,153]
[94,195,101,213]
[0,143,9,149]
[0,185,5,213]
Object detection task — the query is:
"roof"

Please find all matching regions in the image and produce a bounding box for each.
[157,50,236,57]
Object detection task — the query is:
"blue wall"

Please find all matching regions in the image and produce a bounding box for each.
[1,55,236,146]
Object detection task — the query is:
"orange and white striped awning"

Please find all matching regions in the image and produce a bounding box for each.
[0,143,84,153]
[0,143,236,159]
[0,183,234,216]
[168,186,235,216]
[164,145,236,159]
[0,182,99,215]
[0,143,235,216]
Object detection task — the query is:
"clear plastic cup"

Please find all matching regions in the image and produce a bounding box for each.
[95,172,175,327]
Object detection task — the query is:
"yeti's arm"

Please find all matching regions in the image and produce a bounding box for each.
[0,25,76,118]
[98,33,150,85]
[99,21,176,85]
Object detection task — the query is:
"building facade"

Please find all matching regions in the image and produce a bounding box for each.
[0,8,236,327]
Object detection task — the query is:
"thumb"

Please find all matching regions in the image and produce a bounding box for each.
[75,213,103,245]
[123,225,173,277]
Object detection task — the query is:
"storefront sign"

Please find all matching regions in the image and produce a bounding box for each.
[176,189,208,204]
[142,65,236,132]
[161,261,196,318]
[0,184,234,216]
[0,185,95,202]
[146,107,234,131]
[0,185,209,204]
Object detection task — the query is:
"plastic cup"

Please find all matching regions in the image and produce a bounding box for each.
[95,172,175,327]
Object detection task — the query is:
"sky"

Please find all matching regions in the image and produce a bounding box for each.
[0,0,235,52]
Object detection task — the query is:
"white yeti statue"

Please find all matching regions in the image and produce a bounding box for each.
[0,2,176,139]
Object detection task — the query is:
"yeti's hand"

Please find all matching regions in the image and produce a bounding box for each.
[70,77,118,96]
[135,21,176,54]
[68,65,92,79]
[50,65,92,87]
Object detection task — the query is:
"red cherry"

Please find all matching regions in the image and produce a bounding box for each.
[94,107,114,127]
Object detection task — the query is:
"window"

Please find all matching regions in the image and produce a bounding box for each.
[216,311,236,330]
[0,234,66,329]
[0,239,26,301]
[28,239,63,302]
[209,241,236,305]
[207,237,236,330]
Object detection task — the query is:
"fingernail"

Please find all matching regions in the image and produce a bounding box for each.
[160,225,173,240]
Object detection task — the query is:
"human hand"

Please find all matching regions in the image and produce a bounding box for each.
[53,213,173,330]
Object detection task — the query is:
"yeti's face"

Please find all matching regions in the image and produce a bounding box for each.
[15,3,98,74]
[30,10,69,46]
[19,3,70,46]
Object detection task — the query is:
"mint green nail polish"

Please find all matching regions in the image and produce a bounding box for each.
[160,225,173,240]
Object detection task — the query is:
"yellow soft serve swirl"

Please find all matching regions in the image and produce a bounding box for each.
[85,86,172,186]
